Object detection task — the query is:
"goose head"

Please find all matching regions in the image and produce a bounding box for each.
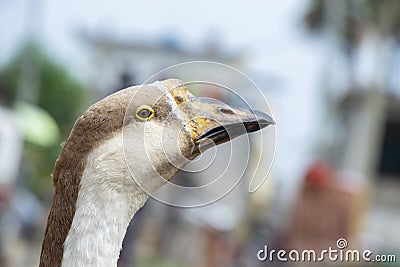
[39,78,274,267]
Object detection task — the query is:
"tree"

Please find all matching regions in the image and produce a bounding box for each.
[0,43,88,195]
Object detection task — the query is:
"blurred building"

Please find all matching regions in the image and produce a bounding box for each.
[308,0,400,260]
[336,89,400,250]
[79,31,244,96]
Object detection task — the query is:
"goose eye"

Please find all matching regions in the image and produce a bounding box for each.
[135,106,155,121]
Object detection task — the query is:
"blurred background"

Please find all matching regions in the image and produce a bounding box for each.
[1,0,400,266]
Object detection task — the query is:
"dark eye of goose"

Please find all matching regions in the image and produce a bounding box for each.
[135,105,155,121]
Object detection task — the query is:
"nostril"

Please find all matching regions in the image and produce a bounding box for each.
[174,96,183,104]
[219,108,235,115]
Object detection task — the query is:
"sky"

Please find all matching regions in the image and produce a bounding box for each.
[1,0,312,75]
[0,0,325,196]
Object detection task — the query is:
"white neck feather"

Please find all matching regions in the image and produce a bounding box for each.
[61,120,183,267]
[61,134,149,267]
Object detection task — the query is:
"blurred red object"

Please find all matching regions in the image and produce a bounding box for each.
[304,159,335,190]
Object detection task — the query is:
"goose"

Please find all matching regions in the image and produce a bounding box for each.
[39,79,274,267]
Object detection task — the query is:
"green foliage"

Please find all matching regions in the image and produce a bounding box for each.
[1,44,87,136]
[0,43,88,195]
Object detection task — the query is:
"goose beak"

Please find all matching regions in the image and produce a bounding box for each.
[179,97,275,155]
